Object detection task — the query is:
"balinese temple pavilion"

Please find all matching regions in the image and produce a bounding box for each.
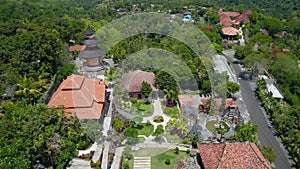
[79,26,106,72]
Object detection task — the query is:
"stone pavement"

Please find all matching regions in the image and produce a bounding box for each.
[77,142,97,157]
[132,142,189,151]
[92,144,103,163]
[66,158,92,169]
[110,146,124,169]
[101,141,110,169]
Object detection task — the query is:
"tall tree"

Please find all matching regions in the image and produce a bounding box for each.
[141,81,152,98]
[234,122,258,142]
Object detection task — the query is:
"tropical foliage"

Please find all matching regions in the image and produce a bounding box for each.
[234,122,258,142]
[0,103,90,169]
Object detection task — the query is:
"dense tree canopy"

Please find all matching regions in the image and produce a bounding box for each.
[234,122,258,142]
[0,103,90,169]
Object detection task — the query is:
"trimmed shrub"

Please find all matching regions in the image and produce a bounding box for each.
[165,158,171,165]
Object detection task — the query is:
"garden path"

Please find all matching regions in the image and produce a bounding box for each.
[141,100,173,137]
[140,100,173,143]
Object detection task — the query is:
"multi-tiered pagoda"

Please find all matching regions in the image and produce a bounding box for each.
[79,26,106,72]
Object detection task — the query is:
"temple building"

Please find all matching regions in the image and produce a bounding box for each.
[79,26,106,72]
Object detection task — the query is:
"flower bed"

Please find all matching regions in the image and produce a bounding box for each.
[153,116,164,123]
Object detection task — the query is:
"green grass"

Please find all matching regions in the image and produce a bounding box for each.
[132,148,169,157]
[129,148,188,169]
[138,137,145,143]
[162,105,180,118]
[132,101,154,117]
[165,132,182,143]
[151,149,188,169]
[136,123,154,137]
[206,120,229,134]
[206,120,216,132]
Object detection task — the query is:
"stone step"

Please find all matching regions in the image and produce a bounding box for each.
[134,157,151,160]
[133,156,151,169]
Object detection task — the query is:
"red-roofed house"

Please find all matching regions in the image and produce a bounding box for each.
[48,74,107,119]
[198,143,272,169]
[234,14,250,25]
[201,98,238,113]
[221,27,239,36]
[243,10,253,15]
[120,70,157,99]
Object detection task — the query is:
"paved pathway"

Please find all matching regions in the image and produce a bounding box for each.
[78,142,97,157]
[212,54,238,83]
[133,142,189,151]
[66,158,92,169]
[110,146,124,169]
[101,141,110,169]
[133,157,151,169]
[92,144,103,163]
[238,27,245,46]
[142,99,173,143]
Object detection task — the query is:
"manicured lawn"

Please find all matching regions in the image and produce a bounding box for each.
[162,105,180,118]
[132,148,169,157]
[132,101,154,117]
[129,148,188,169]
[136,123,154,137]
[151,149,188,169]
[206,120,216,132]
[206,120,229,134]
[165,131,182,143]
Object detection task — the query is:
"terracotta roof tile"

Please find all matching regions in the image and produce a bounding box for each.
[221,27,239,36]
[120,70,157,92]
[48,74,106,119]
[198,144,225,169]
[221,12,240,17]
[69,45,86,51]
[225,98,238,109]
[243,10,252,15]
[198,143,272,169]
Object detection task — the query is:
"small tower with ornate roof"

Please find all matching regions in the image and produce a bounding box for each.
[79,26,106,72]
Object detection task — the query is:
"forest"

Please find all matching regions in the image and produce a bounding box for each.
[0,0,299,168]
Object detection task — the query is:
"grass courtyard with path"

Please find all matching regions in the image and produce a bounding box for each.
[128,148,189,169]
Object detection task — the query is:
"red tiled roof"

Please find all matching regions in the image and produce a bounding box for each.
[219,10,251,27]
[234,14,250,24]
[201,98,238,109]
[219,13,233,27]
[260,29,269,35]
[243,10,252,15]
[48,74,106,119]
[222,12,240,17]
[221,27,239,36]
[120,70,157,93]
[225,98,238,109]
[198,143,272,169]
[198,144,225,168]
[69,45,86,52]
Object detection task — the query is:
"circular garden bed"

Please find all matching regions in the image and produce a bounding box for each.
[206,120,230,134]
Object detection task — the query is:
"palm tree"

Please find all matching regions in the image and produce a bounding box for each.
[163,89,178,106]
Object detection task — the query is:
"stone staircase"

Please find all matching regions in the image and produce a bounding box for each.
[133,157,151,169]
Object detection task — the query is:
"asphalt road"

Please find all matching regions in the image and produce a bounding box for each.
[223,50,293,169]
